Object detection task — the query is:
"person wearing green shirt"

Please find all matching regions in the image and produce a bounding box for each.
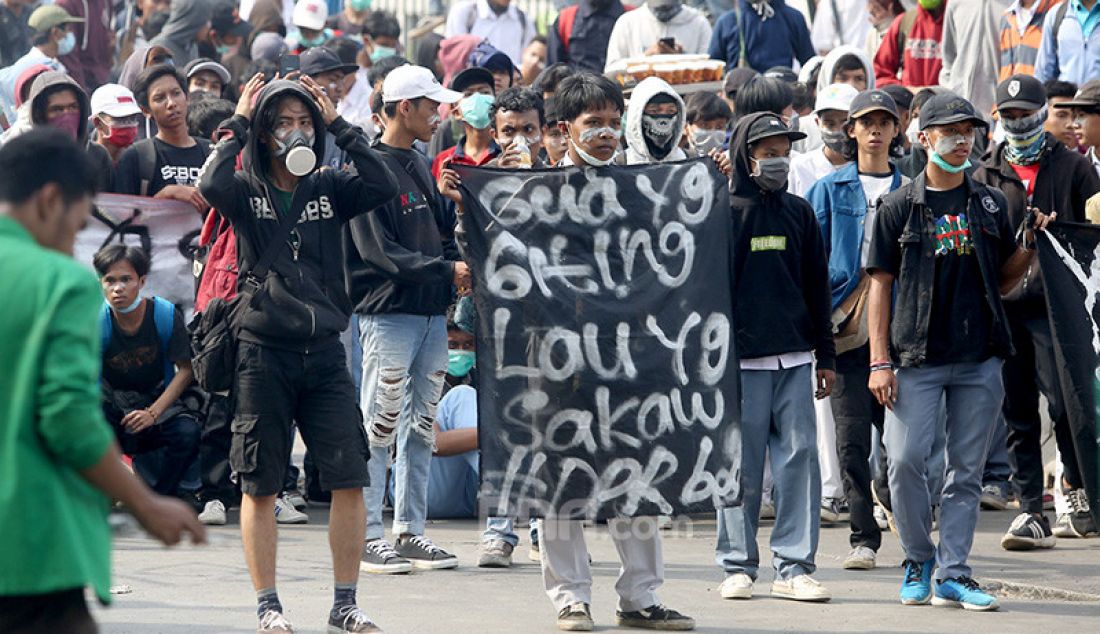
[0,128,205,633]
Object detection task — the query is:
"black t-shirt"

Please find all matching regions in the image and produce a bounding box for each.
[114,137,210,197]
[922,186,993,364]
[101,299,190,393]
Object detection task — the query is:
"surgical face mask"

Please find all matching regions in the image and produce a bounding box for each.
[459,93,494,130]
[642,113,679,148]
[370,45,396,62]
[110,295,144,314]
[749,156,790,192]
[299,29,331,48]
[272,127,317,176]
[58,31,76,56]
[447,349,476,378]
[571,125,621,166]
[906,117,921,145]
[918,0,943,9]
[216,44,231,56]
[350,0,372,11]
[925,132,972,173]
[692,128,726,153]
[105,124,138,148]
[650,1,683,22]
[820,128,849,153]
[51,111,82,140]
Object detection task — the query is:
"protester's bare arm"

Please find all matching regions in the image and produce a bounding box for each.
[1000,210,1056,294]
[433,422,478,456]
[81,444,206,546]
[124,361,196,433]
[867,270,898,409]
[155,185,209,213]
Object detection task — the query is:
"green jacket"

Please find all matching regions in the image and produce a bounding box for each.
[0,216,114,602]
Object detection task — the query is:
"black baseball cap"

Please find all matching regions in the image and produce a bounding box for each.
[724,68,758,98]
[995,74,1046,112]
[451,67,494,93]
[1052,79,1100,110]
[880,84,913,113]
[763,66,798,84]
[300,47,357,77]
[210,1,252,38]
[919,93,988,130]
[746,114,807,144]
[849,89,899,120]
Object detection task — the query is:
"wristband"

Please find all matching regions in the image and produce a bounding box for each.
[869,363,893,373]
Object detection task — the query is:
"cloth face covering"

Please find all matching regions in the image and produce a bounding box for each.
[642,112,678,158]
[1003,106,1048,166]
[651,1,683,22]
[821,128,849,153]
[692,129,725,153]
[750,156,790,191]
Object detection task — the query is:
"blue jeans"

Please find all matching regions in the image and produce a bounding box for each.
[982,414,1013,489]
[483,517,540,547]
[885,358,1004,581]
[359,313,448,540]
[717,364,819,580]
[118,413,201,496]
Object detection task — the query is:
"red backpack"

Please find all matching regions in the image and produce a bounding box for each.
[557,3,635,51]
[194,211,237,314]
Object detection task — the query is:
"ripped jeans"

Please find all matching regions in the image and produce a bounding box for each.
[358,313,448,540]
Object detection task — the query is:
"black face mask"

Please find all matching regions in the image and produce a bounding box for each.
[642,112,678,159]
[588,0,615,9]
[651,2,683,22]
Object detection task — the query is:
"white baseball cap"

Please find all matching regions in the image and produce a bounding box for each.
[382,65,462,104]
[293,0,328,31]
[90,83,142,118]
[814,83,859,115]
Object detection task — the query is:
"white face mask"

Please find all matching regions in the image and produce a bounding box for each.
[906,118,921,145]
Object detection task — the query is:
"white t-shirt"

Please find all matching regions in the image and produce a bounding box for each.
[859,172,894,267]
[789,148,849,198]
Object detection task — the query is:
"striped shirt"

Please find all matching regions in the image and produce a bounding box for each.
[1000,0,1063,81]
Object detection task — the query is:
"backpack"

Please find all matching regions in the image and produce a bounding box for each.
[895,8,920,71]
[135,137,212,197]
[100,296,178,385]
[556,3,635,51]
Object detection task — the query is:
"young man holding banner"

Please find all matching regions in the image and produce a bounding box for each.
[439,71,696,633]
[866,93,1056,612]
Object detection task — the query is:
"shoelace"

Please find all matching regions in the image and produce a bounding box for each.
[259,610,292,629]
[902,559,923,584]
[334,605,374,626]
[953,576,982,592]
[1069,489,1092,514]
[367,540,400,559]
[407,535,445,554]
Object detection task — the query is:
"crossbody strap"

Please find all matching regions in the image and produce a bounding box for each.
[240,195,301,290]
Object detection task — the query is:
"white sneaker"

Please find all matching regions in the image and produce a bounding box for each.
[258,609,294,632]
[771,575,831,602]
[198,500,227,526]
[842,545,876,570]
[274,495,308,524]
[719,572,754,599]
[284,490,307,511]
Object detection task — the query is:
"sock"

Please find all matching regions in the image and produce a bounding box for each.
[257,587,282,618]
[331,582,357,617]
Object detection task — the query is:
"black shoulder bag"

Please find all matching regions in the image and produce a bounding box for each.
[189,205,300,392]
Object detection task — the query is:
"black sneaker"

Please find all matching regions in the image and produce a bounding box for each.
[394,534,458,570]
[556,602,593,631]
[1000,513,1056,550]
[1065,489,1099,537]
[359,539,412,575]
[615,605,695,631]
[327,605,381,633]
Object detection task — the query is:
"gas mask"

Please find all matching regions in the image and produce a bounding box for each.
[272,127,317,176]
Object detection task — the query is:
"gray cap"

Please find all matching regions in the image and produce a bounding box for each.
[251,32,288,64]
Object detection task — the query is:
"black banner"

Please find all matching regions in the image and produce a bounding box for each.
[1037,223,1100,524]
[457,158,740,521]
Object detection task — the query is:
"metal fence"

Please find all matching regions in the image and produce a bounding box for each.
[370,0,565,50]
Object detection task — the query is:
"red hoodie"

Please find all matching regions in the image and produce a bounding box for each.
[873,4,946,89]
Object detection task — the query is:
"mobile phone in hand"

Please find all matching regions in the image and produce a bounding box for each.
[279,53,300,78]
[659,37,676,49]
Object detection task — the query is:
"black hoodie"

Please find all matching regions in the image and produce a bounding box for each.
[198,80,399,350]
[729,112,835,370]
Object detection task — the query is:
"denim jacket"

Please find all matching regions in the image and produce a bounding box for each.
[808,162,904,310]
[875,173,1015,367]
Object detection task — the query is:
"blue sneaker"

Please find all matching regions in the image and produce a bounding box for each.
[933,576,1000,611]
[899,559,934,605]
